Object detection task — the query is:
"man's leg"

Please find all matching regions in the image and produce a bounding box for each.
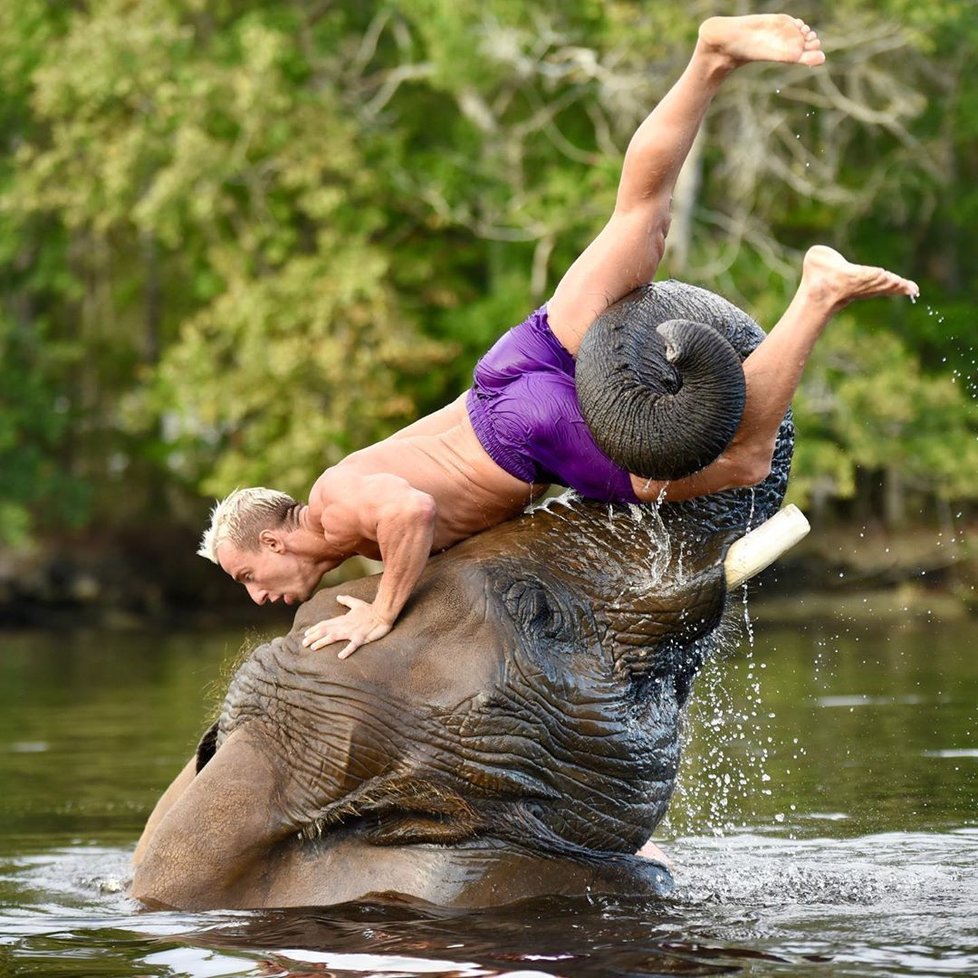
[631,246,920,503]
[547,14,825,354]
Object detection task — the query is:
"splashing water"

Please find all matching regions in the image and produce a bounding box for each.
[7,833,978,978]
[664,620,778,839]
[923,302,978,398]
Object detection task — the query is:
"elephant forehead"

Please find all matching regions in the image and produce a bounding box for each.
[285,563,509,707]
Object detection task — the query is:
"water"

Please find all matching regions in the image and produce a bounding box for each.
[1,609,976,977]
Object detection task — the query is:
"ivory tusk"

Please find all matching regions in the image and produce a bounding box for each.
[723,504,811,589]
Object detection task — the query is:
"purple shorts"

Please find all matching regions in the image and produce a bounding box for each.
[466,307,639,504]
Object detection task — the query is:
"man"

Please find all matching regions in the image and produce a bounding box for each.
[199,14,918,658]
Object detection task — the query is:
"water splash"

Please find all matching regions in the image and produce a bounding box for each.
[7,838,978,978]
[921,302,978,398]
[663,632,777,838]
[672,830,978,918]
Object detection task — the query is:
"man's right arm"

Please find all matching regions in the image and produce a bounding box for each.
[302,472,437,657]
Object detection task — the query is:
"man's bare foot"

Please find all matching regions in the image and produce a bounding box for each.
[801,245,920,312]
[699,14,826,71]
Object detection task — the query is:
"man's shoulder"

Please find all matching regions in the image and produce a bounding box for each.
[309,464,360,507]
[305,468,372,549]
[310,461,402,516]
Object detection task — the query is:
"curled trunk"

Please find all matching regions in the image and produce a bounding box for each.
[575,286,747,481]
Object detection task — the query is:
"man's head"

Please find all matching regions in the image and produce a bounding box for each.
[198,488,325,606]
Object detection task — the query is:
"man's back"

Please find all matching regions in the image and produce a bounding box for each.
[310,394,543,556]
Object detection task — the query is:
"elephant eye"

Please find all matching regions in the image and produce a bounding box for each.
[503,579,567,641]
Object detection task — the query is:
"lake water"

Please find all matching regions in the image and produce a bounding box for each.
[1,600,976,978]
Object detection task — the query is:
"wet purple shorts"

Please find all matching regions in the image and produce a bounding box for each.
[466,307,639,504]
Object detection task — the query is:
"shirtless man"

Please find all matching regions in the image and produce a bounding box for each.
[198,14,918,658]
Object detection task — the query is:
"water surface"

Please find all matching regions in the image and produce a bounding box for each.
[1,607,976,977]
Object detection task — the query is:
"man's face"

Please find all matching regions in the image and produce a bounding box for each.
[217,540,322,607]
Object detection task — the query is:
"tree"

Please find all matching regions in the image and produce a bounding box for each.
[1,0,976,546]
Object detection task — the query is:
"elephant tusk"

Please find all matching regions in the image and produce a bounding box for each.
[723,504,811,589]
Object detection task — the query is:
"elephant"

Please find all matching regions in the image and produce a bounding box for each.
[131,281,798,911]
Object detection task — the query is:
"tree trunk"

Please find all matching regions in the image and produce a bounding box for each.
[883,465,906,529]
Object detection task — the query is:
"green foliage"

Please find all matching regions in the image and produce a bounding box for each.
[156,244,448,498]
[1,0,977,545]
[789,314,978,509]
[0,312,89,545]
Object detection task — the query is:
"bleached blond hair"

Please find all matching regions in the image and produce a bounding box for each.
[197,487,299,564]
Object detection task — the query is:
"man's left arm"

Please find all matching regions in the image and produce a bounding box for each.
[302,474,437,658]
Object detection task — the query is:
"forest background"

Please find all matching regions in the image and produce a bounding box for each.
[1,0,977,624]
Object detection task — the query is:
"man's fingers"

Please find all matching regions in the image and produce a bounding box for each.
[303,608,357,645]
[308,633,340,651]
[302,627,330,647]
[303,621,345,649]
[300,600,375,654]
[302,623,364,652]
[337,639,360,660]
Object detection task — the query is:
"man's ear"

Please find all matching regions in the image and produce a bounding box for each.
[258,529,285,553]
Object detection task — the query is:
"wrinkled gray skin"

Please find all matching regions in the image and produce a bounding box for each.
[131,282,792,911]
[577,289,749,481]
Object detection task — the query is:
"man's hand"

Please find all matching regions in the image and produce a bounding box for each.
[303,470,436,659]
[301,595,392,659]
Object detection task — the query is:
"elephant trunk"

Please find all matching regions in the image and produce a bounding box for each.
[575,292,747,482]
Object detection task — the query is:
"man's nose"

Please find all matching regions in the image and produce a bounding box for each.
[246,584,268,605]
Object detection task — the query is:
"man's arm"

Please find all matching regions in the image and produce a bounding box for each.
[302,472,437,658]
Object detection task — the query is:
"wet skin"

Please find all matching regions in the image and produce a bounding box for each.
[132,282,794,911]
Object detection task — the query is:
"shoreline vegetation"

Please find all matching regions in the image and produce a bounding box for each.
[749,519,978,625]
[1,518,973,632]
[2,4,977,630]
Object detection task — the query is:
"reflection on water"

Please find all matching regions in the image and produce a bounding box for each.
[1,612,976,977]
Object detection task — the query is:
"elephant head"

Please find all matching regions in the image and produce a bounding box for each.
[132,282,796,911]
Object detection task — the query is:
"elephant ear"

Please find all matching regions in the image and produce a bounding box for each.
[195,720,219,772]
[575,291,747,481]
